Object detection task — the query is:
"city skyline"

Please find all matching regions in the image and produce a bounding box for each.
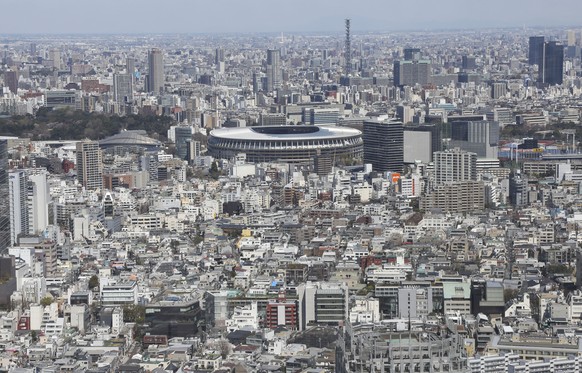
[2,0,582,35]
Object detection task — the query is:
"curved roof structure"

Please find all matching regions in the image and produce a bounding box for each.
[99,130,162,149]
[208,125,363,164]
[209,125,361,141]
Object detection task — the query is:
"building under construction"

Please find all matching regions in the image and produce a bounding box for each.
[335,320,468,372]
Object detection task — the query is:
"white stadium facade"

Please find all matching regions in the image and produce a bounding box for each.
[208,125,363,164]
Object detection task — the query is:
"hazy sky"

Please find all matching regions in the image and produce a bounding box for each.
[2,0,582,34]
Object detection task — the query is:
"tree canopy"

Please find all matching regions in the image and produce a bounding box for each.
[0,108,176,141]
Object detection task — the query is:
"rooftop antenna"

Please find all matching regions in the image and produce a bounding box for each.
[345,18,352,75]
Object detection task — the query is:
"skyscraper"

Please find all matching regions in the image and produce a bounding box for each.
[491,82,507,99]
[174,126,193,161]
[27,171,50,236]
[363,120,404,173]
[567,30,577,47]
[3,70,17,95]
[113,73,134,103]
[393,60,430,87]
[76,140,103,190]
[126,57,135,77]
[266,49,282,92]
[215,48,225,65]
[540,41,564,86]
[449,120,499,158]
[404,124,442,163]
[528,36,545,66]
[433,148,477,185]
[49,49,62,70]
[147,48,163,94]
[0,141,9,252]
[8,170,27,246]
[403,48,421,61]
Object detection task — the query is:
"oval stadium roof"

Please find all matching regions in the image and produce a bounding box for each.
[99,130,162,148]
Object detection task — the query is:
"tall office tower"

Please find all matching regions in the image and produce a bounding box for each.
[3,70,18,94]
[568,30,577,46]
[393,59,430,87]
[0,141,8,252]
[345,19,352,74]
[449,120,499,158]
[540,41,564,86]
[363,120,404,173]
[462,55,477,70]
[8,171,28,246]
[529,36,545,66]
[266,49,282,92]
[113,73,134,103]
[49,49,62,69]
[403,48,421,61]
[174,126,193,160]
[147,48,164,94]
[26,172,49,236]
[403,124,442,163]
[433,148,477,185]
[76,140,103,190]
[126,57,135,76]
[215,48,225,65]
[491,82,507,99]
[30,43,37,57]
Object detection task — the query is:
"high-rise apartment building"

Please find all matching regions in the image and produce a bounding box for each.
[420,181,485,213]
[27,172,50,236]
[76,140,103,190]
[147,48,164,94]
[434,148,477,185]
[7,169,50,246]
[113,73,134,104]
[0,141,9,252]
[491,82,507,99]
[8,171,27,246]
[363,120,404,173]
[266,49,282,92]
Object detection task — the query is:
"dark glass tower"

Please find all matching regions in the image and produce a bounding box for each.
[528,36,545,66]
[541,41,564,86]
[0,140,9,252]
[363,120,404,173]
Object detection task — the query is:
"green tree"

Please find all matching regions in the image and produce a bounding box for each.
[89,275,99,290]
[40,296,53,307]
[504,288,519,303]
[123,304,146,324]
[209,161,220,179]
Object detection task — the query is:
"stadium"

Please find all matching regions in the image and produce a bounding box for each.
[207,125,363,163]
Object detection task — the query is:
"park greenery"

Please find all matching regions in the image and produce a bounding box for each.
[0,108,176,141]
